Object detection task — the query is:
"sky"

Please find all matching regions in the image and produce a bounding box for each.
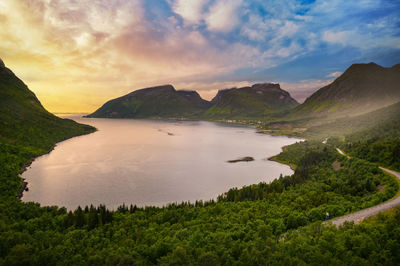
[0,0,400,113]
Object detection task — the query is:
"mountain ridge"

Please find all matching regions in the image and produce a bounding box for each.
[88,82,299,120]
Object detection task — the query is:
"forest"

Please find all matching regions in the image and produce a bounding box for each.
[2,129,400,264]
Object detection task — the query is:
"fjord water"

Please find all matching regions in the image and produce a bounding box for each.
[22,117,298,210]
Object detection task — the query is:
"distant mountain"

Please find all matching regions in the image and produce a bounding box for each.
[205,83,298,119]
[88,83,298,120]
[288,63,400,120]
[87,85,211,118]
[0,58,94,149]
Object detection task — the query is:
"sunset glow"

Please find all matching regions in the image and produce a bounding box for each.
[1,0,399,112]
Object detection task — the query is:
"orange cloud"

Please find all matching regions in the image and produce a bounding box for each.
[0,0,266,112]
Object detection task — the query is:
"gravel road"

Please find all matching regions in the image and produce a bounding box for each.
[328,149,400,226]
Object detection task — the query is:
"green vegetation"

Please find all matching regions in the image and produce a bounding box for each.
[294,102,400,171]
[340,109,400,171]
[203,83,298,120]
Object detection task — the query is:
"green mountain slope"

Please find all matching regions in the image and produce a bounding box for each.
[288,62,400,120]
[302,101,400,140]
[298,101,400,170]
[87,85,211,118]
[204,83,298,119]
[0,58,95,198]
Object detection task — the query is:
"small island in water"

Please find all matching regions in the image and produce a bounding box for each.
[227,156,255,163]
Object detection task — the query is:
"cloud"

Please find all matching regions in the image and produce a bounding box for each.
[322,30,353,46]
[326,71,342,78]
[323,30,400,50]
[171,0,209,25]
[205,0,243,33]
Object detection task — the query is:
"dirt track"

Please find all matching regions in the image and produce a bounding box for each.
[328,148,400,226]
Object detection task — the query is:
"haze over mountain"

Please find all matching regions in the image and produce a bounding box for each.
[88,83,298,120]
[287,63,400,121]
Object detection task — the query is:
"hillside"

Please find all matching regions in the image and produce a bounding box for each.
[0,59,95,149]
[87,85,211,119]
[294,101,400,171]
[287,62,400,121]
[0,58,95,198]
[302,101,400,140]
[204,83,299,119]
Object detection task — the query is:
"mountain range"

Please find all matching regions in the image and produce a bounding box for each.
[88,83,299,120]
[88,62,400,124]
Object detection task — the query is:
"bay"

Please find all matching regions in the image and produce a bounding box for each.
[22,117,299,209]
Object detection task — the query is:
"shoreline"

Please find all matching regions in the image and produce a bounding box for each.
[17,143,58,199]
[266,144,297,171]
[17,128,97,199]
[267,156,295,171]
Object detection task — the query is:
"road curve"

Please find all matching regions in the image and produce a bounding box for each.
[328,152,400,226]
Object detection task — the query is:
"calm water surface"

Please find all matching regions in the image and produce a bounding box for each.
[22,117,299,209]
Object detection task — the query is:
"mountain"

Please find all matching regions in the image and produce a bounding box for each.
[287,63,400,120]
[0,58,95,150]
[88,83,299,120]
[204,83,299,119]
[87,85,211,118]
